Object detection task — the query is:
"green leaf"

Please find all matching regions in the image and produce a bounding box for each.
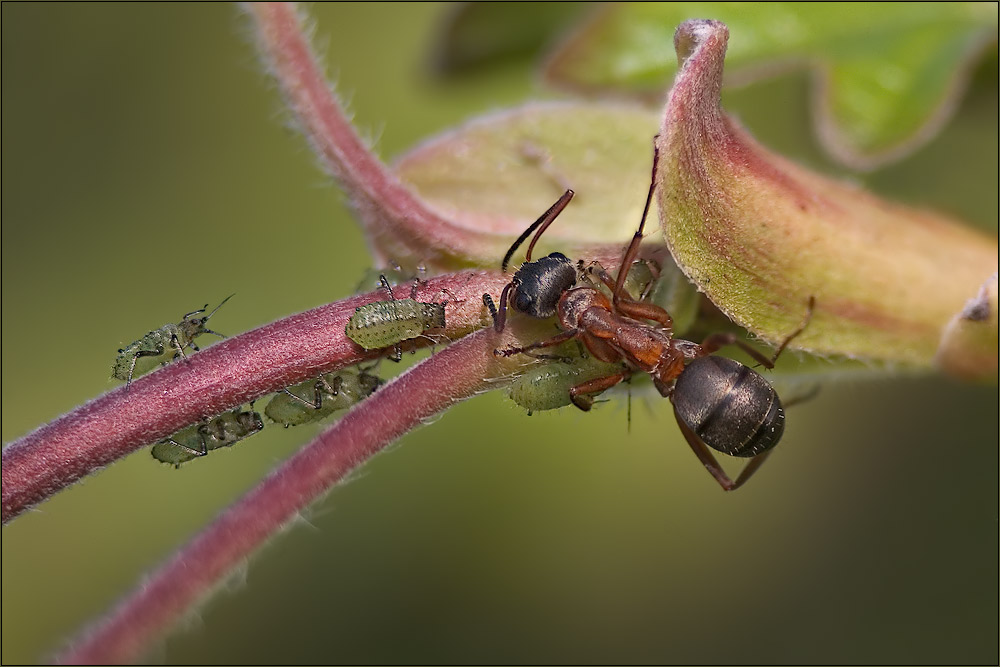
[392,102,661,260]
[430,2,590,74]
[544,2,998,169]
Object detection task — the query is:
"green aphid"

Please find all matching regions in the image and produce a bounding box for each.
[151,406,264,468]
[264,367,382,427]
[507,344,630,415]
[112,294,234,390]
[346,276,446,360]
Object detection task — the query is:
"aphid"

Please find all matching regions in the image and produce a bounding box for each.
[264,367,382,427]
[506,347,628,415]
[150,406,264,468]
[112,294,234,390]
[346,276,446,361]
[487,145,814,490]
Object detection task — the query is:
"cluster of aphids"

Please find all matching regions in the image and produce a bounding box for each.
[148,366,382,468]
[112,273,449,468]
[482,144,815,490]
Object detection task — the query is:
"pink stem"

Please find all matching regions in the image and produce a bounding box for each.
[246,2,503,267]
[2,271,507,524]
[57,320,530,665]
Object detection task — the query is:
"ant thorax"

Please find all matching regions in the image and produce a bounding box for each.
[557,287,611,329]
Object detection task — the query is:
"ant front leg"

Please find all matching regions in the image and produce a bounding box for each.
[568,371,630,411]
[673,409,771,491]
[494,328,580,358]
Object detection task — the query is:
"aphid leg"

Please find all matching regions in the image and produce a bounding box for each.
[495,328,579,358]
[124,345,165,391]
[568,370,629,411]
[378,275,396,300]
[165,433,208,458]
[169,332,190,363]
[199,328,227,340]
[673,409,769,491]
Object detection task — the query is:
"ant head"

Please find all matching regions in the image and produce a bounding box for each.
[511,252,576,319]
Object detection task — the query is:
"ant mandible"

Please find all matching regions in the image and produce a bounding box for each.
[484,142,814,491]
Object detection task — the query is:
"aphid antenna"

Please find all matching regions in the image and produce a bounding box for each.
[205,293,236,321]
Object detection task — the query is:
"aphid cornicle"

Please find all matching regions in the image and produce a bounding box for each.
[346,276,446,361]
[264,367,382,427]
[112,294,234,390]
[487,143,814,491]
[150,406,264,468]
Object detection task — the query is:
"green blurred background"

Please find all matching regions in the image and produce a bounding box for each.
[2,3,997,663]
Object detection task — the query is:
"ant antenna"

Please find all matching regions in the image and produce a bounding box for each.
[501,190,574,272]
[613,140,660,303]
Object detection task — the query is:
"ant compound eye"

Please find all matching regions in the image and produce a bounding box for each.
[513,289,536,313]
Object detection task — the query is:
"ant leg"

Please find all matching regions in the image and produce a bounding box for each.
[568,370,630,411]
[673,409,769,491]
[615,299,673,330]
[495,328,580,358]
[612,141,660,303]
[502,189,575,272]
[782,384,821,409]
[699,296,815,368]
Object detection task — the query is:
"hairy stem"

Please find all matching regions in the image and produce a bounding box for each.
[2,271,506,524]
[56,320,541,664]
[246,2,509,269]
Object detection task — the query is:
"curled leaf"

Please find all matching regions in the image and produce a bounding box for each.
[657,20,998,377]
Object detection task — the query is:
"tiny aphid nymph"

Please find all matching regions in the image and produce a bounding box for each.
[264,367,382,427]
[112,294,234,390]
[150,406,264,468]
[346,276,446,360]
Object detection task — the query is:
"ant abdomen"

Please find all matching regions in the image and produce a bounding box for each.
[671,356,785,458]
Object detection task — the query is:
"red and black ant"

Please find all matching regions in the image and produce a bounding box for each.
[483,145,814,491]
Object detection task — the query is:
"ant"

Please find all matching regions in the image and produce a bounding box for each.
[484,144,814,491]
